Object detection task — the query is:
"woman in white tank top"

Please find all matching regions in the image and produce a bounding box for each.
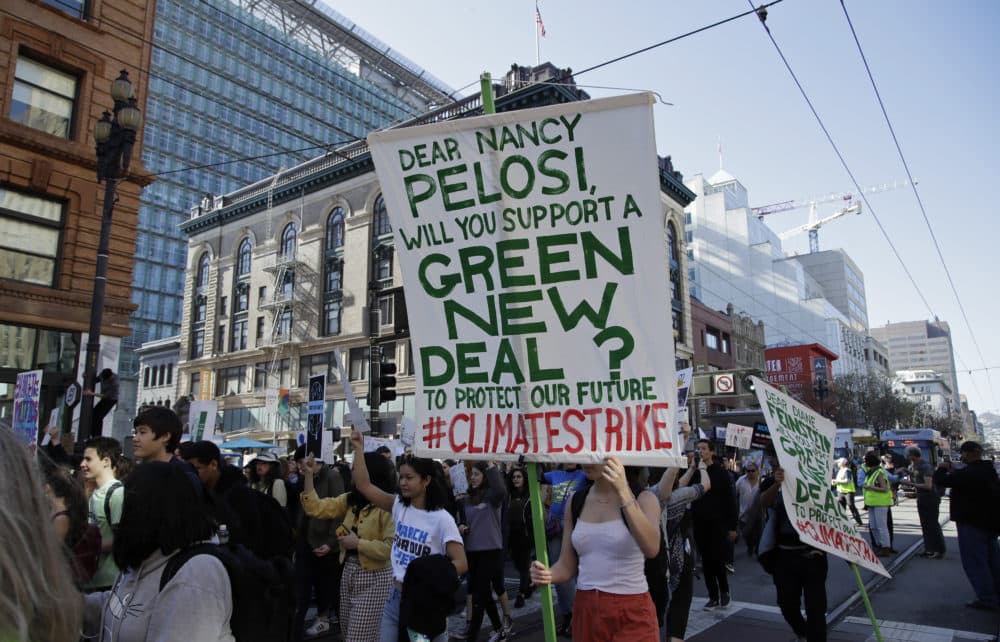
[530,457,661,641]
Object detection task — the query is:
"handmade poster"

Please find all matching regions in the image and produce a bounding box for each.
[307,374,326,458]
[725,423,753,451]
[369,93,679,465]
[13,370,43,447]
[753,377,889,577]
[189,400,218,441]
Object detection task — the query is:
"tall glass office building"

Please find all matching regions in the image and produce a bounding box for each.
[120,0,455,431]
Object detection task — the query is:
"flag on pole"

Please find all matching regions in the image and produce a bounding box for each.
[536,3,546,37]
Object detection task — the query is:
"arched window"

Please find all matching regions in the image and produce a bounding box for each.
[326,208,345,253]
[667,221,679,267]
[196,252,210,289]
[236,238,252,277]
[372,195,391,238]
[667,221,684,343]
[371,195,394,288]
[281,223,297,258]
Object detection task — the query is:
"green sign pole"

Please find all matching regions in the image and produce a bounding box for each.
[851,563,884,642]
[479,70,556,642]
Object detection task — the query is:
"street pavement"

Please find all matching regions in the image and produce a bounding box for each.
[435,495,1000,642]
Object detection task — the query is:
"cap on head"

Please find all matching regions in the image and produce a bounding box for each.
[960,441,983,454]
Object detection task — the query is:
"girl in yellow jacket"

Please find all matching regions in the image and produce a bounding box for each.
[301,452,396,642]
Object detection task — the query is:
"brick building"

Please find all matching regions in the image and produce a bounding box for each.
[0,0,154,435]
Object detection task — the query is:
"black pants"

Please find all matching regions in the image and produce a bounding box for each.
[293,538,341,642]
[838,492,862,524]
[665,555,694,640]
[916,494,946,554]
[774,548,827,642]
[694,521,730,600]
[508,529,533,596]
[467,549,505,638]
[92,398,117,432]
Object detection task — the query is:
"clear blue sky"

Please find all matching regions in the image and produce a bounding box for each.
[328,0,1000,415]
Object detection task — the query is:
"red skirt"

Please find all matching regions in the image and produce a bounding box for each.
[571,589,659,642]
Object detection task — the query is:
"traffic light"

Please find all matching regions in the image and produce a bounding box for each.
[379,360,397,403]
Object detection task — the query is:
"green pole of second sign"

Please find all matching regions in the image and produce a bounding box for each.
[851,563,884,642]
[479,69,557,642]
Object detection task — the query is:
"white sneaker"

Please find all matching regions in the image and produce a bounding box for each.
[304,619,331,637]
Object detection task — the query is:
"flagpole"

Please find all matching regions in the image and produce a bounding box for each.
[535,3,540,65]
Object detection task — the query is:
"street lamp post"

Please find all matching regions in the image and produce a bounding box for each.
[79,70,142,441]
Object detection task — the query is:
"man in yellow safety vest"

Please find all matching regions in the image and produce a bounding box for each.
[862,451,894,556]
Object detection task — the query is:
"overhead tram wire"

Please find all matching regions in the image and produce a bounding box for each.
[568,0,787,80]
[746,1,988,407]
[17,1,794,182]
[838,0,997,408]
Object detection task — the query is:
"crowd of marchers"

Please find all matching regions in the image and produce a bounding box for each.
[2,408,998,642]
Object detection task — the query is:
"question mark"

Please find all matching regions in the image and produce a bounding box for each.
[593,326,635,380]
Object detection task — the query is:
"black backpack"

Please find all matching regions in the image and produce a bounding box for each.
[246,488,294,560]
[570,483,669,625]
[159,542,295,642]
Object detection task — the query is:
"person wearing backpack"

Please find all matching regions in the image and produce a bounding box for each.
[299,452,395,642]
[758,465,829,642]
[530,457,662,641]
[82,461,235,641]
[80,436,125,591]
[179,440,294,561]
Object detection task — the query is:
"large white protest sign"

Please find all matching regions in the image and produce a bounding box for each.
[368,93,679,466]
[753,377,889,577]
[725,423,753,451]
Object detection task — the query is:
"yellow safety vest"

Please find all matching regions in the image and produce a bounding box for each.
[863,467,893,507]
[835,468,855,494]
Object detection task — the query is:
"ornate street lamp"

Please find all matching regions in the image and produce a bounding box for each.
[79,70,142,441]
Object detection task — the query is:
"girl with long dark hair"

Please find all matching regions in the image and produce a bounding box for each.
[507,468,533,608]
[83,462,234,641]
[348,429,466,642]
[299,452,396,642]
[249,452,287,507]
[530,457,661,641]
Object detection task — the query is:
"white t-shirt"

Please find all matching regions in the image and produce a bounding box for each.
[390,495,463,583]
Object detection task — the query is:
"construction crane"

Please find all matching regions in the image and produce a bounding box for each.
[750,180,913,219]
[779,201,862,253]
